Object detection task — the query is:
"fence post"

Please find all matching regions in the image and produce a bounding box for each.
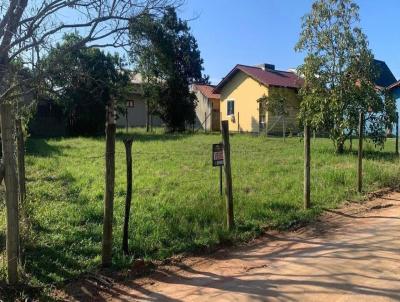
[0,103,20,284]
[221,121,234,230]
[237,112,240,133]
[396,112,399,155]
[357,112,364,193]
[304,124,311,209]
[16,118,26,204]
[102,101,116,267]
[204,112,207,133]
[122,138,133,255]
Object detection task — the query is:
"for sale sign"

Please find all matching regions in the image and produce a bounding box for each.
[212,143,224,166]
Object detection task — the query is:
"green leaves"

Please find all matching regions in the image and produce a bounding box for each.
[39,34,130,136]
[129,7,207,131]
[296,0,394,152]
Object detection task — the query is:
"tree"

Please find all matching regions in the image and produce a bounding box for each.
[258,89,290,139]
[130,6,207,131]
[0,1,180,104]
[0,0,179,284]
[295,0,395,153]
[40,34,130,136]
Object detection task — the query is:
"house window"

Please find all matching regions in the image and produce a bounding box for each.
[227,100,235,116]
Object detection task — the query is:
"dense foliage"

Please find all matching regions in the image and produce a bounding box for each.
[39,34,130,136]
[130,7,208,131]
[295,0,396,153]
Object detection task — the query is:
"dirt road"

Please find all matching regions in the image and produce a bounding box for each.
[64,192,400,301]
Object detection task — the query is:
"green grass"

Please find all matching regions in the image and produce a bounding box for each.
[1,128,400,288]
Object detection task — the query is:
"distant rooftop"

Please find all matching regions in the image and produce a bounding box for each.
[193,84,220,99]
[214,64,303,93]
[373,59,397,88]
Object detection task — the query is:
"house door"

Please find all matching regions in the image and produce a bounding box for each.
[212,109,220,131]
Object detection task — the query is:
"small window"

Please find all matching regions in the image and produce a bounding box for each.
[227,100,235,116]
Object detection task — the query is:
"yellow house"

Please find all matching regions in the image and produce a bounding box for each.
[214,64,303,134]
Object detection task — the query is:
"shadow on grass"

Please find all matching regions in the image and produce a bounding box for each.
[116,131,195,143]
[24,219,102,284]
[345,149,399,162]
[20,171,103,285]
[315,145,399,162]
[26,138,68,157]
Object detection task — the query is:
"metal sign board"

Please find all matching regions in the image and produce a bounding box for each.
[212,143,224,167]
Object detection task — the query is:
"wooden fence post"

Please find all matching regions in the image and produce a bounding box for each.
[396,112,399,155]
[122,138,133,255]
[358,112,364,193]
[102,101,116,267]
[0,103,20,284]
[16,118,26,204]
[221,121,234,230]
[304,124,311,209]
[204,112,207,133]
[237,112,240,133]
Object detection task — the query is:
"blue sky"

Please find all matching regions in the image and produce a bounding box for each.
[179,0,400,85]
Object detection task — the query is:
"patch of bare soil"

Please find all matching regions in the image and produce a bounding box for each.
[58,190,400,301]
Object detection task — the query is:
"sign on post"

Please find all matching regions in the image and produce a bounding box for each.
[212,143,224,166]
[213,143,224,196]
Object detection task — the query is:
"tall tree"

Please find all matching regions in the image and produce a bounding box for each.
[0,1,180,104]
[0,0,179,283]
[295,0,395,153]
[130,7,208,131]
[40,34,130,136]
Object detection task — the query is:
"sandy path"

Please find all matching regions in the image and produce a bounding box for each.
[64,192,400,302]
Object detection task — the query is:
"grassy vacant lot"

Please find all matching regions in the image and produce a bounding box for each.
[0,129,399,287]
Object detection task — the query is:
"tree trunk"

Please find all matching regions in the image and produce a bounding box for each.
[122,138,133,255]
[102,102,116,267]
[16,119,26,204]
[336,138,345,154]
[0,103,20,285]
[146,100,150,132]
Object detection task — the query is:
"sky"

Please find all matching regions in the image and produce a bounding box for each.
[178,0,400,85]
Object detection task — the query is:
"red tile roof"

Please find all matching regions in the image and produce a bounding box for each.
[193,84,220,99]
[214,64,304,93]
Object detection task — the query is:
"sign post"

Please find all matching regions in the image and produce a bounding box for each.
[212,143,224,195]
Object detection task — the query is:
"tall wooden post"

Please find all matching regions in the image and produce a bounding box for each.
[221,121,234,230]
[16,118,26,204]
[0,103,20,284]
[102,101,116,267]
[304,124,311,209]
[357,112,364,193]
[396,112,399,155]
[122,138,133,255]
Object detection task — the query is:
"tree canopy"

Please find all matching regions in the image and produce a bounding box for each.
[295,0,395,152]
[129,6,208,131]
[39,34,130,136]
